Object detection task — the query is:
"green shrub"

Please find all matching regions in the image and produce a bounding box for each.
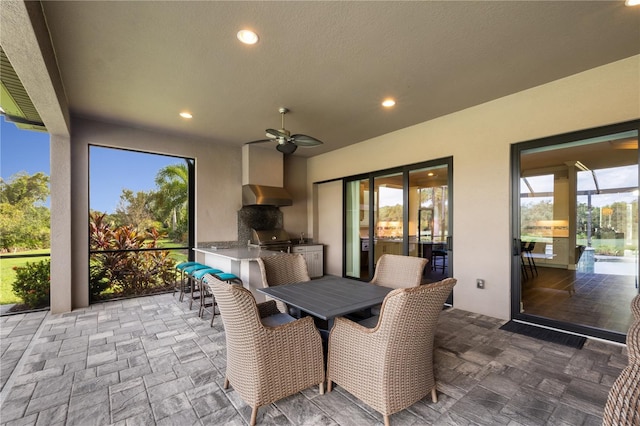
[89,212,177,301]
[12,259,50,308]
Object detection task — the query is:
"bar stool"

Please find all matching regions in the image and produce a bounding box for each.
[180,263,210,302]
[189,267,224,310]
[431,245,447,273]
[173,261,200,297]
[200,272,243,326]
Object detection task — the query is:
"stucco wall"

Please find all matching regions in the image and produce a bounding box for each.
[306,55,640,320]
[67,117,308,308]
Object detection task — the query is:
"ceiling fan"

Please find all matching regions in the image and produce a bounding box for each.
[245,107,323,154]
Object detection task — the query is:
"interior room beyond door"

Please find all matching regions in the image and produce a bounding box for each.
[514,123,639,341]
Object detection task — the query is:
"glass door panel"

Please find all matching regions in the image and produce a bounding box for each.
[409,165,450,281]
[345,179,370,280]
[516,127,638,340]
[373,172,404,267]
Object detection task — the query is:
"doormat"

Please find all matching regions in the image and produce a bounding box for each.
[499,321,586,349]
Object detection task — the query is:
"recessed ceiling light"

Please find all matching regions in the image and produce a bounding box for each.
[237,30,259,45]
[179,112,193,119]
[625,0,640,6]
[382,99,396,108]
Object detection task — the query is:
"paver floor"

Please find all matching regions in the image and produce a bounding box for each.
[0,292,628,425]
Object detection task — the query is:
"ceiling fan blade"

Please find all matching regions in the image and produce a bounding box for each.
[291,134,323,147]
[276,142,298,155]
[245,139,273,145]
[266,128,289,139]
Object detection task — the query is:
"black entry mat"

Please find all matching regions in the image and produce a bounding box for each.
[499,321,586,349]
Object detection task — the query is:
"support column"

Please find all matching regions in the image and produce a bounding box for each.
[49,135,72,313]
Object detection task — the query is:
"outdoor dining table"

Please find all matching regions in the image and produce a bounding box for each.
[256,275,393,332]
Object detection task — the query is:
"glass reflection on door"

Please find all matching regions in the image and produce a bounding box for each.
[345,179,370,280]
[410,166,450,281]
[373,172,404,268]
[518,129,638,336]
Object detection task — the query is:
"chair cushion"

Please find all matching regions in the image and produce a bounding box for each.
[261,313,297,327]
[357,315,379,328]
[176,261,199,270]
[215,272,240,282]
[192,268,223,279]
[183,264,209,274]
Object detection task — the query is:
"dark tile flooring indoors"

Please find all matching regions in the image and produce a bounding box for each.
[0,292,630,426]
[522,266,638,334]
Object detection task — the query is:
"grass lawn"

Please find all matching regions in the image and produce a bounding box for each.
[1,243,188,306]
[0,250,50,305]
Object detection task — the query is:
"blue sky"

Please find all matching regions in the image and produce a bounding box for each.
[1,116,184,213]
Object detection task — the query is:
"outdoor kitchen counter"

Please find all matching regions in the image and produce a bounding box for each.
[193,247,283,301]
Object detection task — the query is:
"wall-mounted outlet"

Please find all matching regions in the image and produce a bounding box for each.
[476,279,485,289]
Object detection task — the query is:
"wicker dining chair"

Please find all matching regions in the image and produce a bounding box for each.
[602,362,640,426]
[624,318,640,364]
[370,254,428,288]
[208,278,324,426]
[632,294,640,320]
[256,253,311,313]
[326,278,457,426]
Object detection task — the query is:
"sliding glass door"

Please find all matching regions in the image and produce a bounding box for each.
[512,121,639,342]
[344,158,452,290]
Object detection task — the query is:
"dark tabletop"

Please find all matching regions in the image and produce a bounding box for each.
[257,275,393,320]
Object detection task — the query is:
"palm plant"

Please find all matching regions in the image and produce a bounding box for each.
[153,162,189,242]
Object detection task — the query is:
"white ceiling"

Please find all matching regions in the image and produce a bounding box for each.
[40,1,640,157]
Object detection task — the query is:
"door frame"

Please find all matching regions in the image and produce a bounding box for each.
[342,156,453,286]
[510,119,640,343]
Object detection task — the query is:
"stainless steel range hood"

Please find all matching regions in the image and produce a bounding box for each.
[242,184,292,206]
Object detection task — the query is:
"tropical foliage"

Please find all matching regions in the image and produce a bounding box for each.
[0,172,50,252]
[89,212,177,300]
[153,163,189,243]
[11,258,50,308]
[2,160,190,307]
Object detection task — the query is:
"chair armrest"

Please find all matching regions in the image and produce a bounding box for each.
[261,316,323,351]
[256,300,281,318]
[258,315,325,383]
[333,316,377,335]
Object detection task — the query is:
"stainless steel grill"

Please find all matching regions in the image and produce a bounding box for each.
[249,228,292,252]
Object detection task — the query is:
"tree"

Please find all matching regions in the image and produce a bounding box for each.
[112,189,161,231]
[0,171,49,205]
[0,172,50,251]
[153,162,189,242]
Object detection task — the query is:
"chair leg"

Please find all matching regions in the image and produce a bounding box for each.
[210,302,216,327]
[189,278,198,310]
[431,386,437,403]
[383,414,390,426]
[319,382,325,395]
[223,376,229,389]
[250,406,258,426]
[327,380,332,392]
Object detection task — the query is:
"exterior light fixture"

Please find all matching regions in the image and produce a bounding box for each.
[382,99,396,108]
[237,30,259,45]
[179,112,193,119]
